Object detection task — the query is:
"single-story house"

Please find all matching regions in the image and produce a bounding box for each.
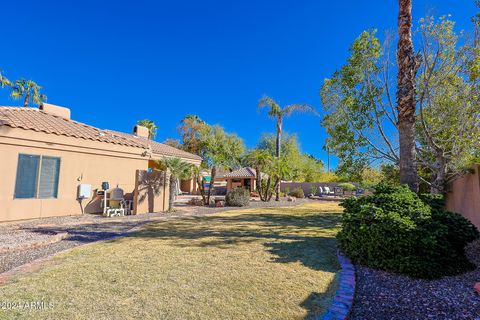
[0,104,201,222]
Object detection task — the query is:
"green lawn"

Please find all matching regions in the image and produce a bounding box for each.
[0,202,342,320]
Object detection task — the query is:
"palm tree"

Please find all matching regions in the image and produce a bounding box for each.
[137,119,158,140]
[244,149,273,201]
[258,95,317,200]
[11,79,47,107]
[157,157,193,211]
[396,0,420,191]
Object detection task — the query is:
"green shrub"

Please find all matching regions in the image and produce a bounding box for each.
[310,185,319,196]
[289,188,305,198]
[337,183,356,191]
[337,184,479,279]
[225,188,250,207]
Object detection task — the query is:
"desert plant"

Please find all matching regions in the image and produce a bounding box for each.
[225,188,250,207]
[289,188,305,199]
[337,184,479,279]
[337,183,356,191]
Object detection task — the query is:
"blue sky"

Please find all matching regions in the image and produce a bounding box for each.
[0,0,476,168]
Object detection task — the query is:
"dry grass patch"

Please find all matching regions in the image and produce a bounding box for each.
[0,202,342,320]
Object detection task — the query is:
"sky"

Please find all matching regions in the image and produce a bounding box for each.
[0,0,476,168]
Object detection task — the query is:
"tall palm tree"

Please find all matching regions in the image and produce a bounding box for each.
[11,79,47,107]
[157,157,193,211]
[396,0,420,191]
[258,95,317,200]
[137,119,158,140]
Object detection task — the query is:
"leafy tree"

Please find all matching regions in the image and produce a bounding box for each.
[11,79,47,107]
[178,114,206,155]
[416,16,480,193]
[164,138,182,149]
[136,119,158,140]
[198,124,245,204]
[321,16,479,194]
[157,157,193,211]
[258,96,317,200]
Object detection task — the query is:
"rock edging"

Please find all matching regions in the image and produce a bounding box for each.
[0,232,69,254]
[321,252,356,320]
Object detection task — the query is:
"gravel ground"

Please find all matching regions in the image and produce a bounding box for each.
[0,199,313,275]
[350,240,480,320]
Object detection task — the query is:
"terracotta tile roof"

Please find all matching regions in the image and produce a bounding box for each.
[105,130,202,161]
[0,106,201,161]
[223,167,257,178]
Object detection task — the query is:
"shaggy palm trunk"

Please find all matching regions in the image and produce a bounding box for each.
[397,0,419,192]
[168,174,176,211]
[23,91,29,107]
[206,166,216,205]
[275,116,282,201]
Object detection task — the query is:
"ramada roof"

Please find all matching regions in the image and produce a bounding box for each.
[223,167,257,178]
[0,106,201,161]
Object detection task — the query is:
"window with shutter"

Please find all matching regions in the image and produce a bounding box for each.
[14,154,40,198]
[14,154,61,199]
[38,156,61,198]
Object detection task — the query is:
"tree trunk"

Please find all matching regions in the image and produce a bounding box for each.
[430,155,447,194]
[168,174,176,211]
[275,116,282,201]
[206,167,216,205]
[264,177,272,202]
[23,91,29,108]
[195,173,207,203]
[396,0,419,192]
[255,167,264,201]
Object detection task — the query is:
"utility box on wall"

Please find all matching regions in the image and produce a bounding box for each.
[77,184,92,199]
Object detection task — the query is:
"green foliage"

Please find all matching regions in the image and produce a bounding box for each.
[198,125,245,169]
[256,134,325,182]
[337,183,356,191]
[310,185,318,195]
[338,184,479,279]
[225,188,250,207]
[11,79,47,107]
[289,188,305,199]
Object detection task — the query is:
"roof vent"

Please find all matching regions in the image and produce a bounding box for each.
[133,125,149,139]
[40,103,71,120]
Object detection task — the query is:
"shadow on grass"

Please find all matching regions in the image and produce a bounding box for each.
[125,210,342,273]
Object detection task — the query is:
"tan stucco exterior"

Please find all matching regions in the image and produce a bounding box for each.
[445,164,480,229]
[0,126,198,222]
[226,177,256,192]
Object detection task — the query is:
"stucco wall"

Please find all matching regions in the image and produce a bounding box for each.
[445,165,480,229]
[0,127,151,222]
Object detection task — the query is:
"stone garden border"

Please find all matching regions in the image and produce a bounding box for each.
[321,252,356,320]
[0,232,69,254]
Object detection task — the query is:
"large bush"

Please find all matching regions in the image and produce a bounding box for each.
[337,182,357,191]
[225,188,250,207]
[337,184,479,279]
[289,188,305,198]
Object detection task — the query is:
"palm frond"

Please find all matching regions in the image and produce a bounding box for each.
[283,104,318,117]
[257,95,281,117]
